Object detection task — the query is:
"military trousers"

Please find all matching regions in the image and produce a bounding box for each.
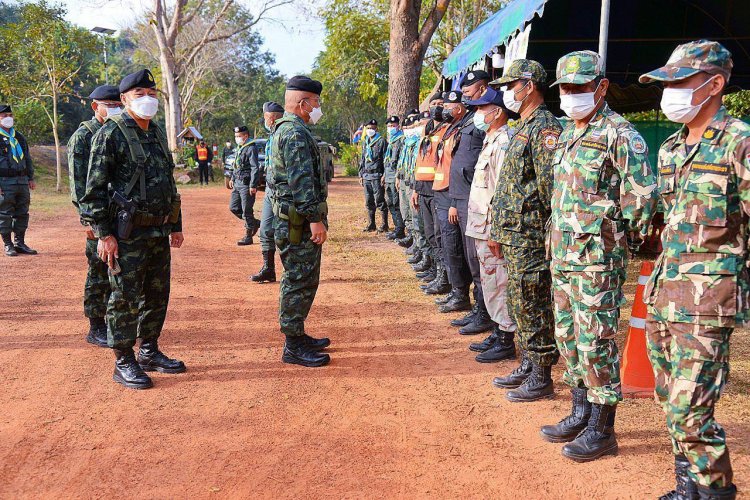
[0,181,30,234]
[362,178,386,216]
[455,198,483,305]
[552,267,623,405]
[646,317,733,489]
[274,216,323,337]
[107,235,171,349]
[258,189,275,252]
[84,237,111,319]
[384,180,404,231]
[398,182,413,233]
[436,191,471,289]
[418,192,440,263]
[229,181,258,230]
[474,239,516,331]
[503,244,558,366]
[407,187,429,256]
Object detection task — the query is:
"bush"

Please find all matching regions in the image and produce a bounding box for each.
[338,141,360,177]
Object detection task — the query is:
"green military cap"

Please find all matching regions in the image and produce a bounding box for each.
[639,39,733,84]
[551,50,602,86]
[490,59,547,85]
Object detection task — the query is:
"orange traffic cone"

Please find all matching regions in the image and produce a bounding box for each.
[621,261,656,398]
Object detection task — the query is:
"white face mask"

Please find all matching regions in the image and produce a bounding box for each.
[128,95,159,119]
[303,100,323,125]
[235,136,244,145]
[473,111,489,131]
[365,128,376,138]
[560,81,602,120]
[105,106,123,119]
[502,81,529,113]
[0,116,14,129]
[660,77,714,124]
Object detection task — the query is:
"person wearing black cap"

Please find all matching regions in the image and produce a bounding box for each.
[0,104,36,257]
[193,139,213,186]
[67,84,122,346]
[271,75,330,367]
[383,115,405,240]
[251,101,285,284]
[80,68,186,389]
[359,118,388,232]
[229,125,261,245]
[460,69,490,103]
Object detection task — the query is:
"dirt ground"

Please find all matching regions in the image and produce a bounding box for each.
[1,177,748,499]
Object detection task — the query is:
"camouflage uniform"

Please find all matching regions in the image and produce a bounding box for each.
[80,111,182,349]
[401,129,429,254]
[230,138,261,231]
[68,117,110,320]
[384,129,405,233]
[271,112,328,337]
[640,41,745,491]
[549,52,658,406]
[359,131,387,224]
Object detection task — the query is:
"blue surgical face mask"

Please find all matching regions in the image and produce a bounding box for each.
[473,111,489,131]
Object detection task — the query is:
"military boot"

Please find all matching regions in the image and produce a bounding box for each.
[696,485,737,500]
[659,455,699,500]
[13,230,37,255]
[459,304,494,335]
[438,287,471,313]
[561,403,618,462]
[282,335,330,367]
[362,211,376,232]
[137,339,187,373]
[413,254,432,273]
[424,264,451,295]
[469,328,499,353]
[86,317,109,348]
[302,334,331,351]
[506,362,554,402]
[417,261,437,282]
[398,234,413,248]
[113,348,153,389]
[2,233,18,257]
[435,287,455,304]
[237,228,254,246]
[540,387,592,442]
[492,351,532,388]
[451,304,478,327]
[377,210,389,233]
[390,226,406,240]
[251,250,276,283]
[475,328,515,362]
[407,250,423,265]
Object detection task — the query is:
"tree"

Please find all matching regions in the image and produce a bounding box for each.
[0,1,98,191]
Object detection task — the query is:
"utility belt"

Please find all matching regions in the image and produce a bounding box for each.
[272,199,328,244]
[0,168,27,177]
[133,211,172,227]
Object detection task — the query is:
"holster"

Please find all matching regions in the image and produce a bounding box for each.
[285,205,305,245]
[116,210,135,239]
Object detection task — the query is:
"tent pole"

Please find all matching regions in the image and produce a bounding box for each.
[598,0,611,73]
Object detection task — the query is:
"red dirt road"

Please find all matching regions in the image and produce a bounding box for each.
[1,179,747,498]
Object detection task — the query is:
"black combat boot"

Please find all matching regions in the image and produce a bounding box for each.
[363,211,376,232]
[397,234,413,248]
[540,387,592,442]
[413,254,432,273]
[237,228,254,246]
[2,233,18,257]
[302,334,331,351]
[696,484,737,500]
[377,211,389,233]
[389,226,406,240]
[492,352,532,388]
[459,304,494,335]
[13,230,37,255]
[561,403,618,462]
[86,317,109,348]
[506,362,554,402]
[451,304,478,327]
[469,328,499,353]
[475,328,515,362]
[282,335,330,367]
[137,339,187,373]
[435,287,455,305]
[423,264,451,295]
[113,348,153,389]
[417,261,437,282]
[438,287,471,313]
[407,250,423,265]
[251,250,277,283]
[659,455,699,500]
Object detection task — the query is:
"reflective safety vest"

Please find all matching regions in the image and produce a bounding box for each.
[432,129,457,192]
[197,146,209,161]
[414,125,447,182]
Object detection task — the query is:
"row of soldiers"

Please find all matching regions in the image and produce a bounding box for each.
[362,40,744,499]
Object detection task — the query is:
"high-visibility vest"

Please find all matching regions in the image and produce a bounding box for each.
[432,130,457,192]
[197,146,209,161]
[414,125,447,182]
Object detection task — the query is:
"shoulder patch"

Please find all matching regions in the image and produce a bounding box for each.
[515,133,529,144]
[581,140,607,152]
[631,134,647,154]
[702,127,720,141]
[540,127,560,151]
[692,161,730,175]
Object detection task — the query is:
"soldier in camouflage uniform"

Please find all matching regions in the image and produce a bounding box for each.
[81,69,186,390]
[395,110,419,251]
[640,41,744,500]
[540,51,658,462]
[67,84,123,347]
[271,75,331,368]
[383,115,406,240]
[359,119,388,232]
[489,60,562,402]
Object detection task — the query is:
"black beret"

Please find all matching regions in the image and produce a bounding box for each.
[0,104,10,113]
[402,116,414,127]
[119,69,156,94]
[429,92,443,102]
[408,108,420,117]
[286,75,323,95]
[89,85,120,101]
[263,101,284,113]
[386,115,399,124]
[366,119,377,127]
[460,70,490,87]
[234,126,248,133]
[420,110,431,120]
[443,90,464,104]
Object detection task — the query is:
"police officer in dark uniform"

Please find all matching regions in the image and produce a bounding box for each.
[0,104,37,257]
[230,125,261,245]
[359,118,388,232]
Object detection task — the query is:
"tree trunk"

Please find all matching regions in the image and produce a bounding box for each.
[52,89,62,192]
[158,51,182,160]
[387,1,422,116]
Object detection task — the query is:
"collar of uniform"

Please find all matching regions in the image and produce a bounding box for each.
[485,124,509,146]
[588,102,611,128]
[121,110,155,131]
[281,111,307,128]
[521,103,549,126]
[700,106,729,145]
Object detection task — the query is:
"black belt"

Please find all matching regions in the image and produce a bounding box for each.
[0,168,27,177]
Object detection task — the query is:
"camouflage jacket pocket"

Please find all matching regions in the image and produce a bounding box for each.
[572,149,604,194]
[551,211,605,265]
[678,171,728,227]
[675,252,737,318]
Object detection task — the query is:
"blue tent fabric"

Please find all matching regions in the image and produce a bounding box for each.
[442,0,549,78]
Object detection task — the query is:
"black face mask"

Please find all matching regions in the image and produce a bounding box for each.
[430,105,444,122]
[441,108,454,122]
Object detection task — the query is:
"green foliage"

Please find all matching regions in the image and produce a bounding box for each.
[724,90,750,118]
[337,142,361,176]
[623,109,661,122]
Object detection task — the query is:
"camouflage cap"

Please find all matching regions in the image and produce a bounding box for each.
[551,51,602,86]
[490,59,547,85]
[639,40,733,84]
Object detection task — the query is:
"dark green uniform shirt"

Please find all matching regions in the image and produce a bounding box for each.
[67,118,102,217]
[0,128,33,185]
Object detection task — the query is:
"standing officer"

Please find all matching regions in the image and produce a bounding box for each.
[640,41,743,500]
[489,59,562,402]
[221,139,235,187]
[193,140,213,186]
[396,112,417,251]
[68,84,122,347]
[359,119,388,232]
[230,125,260,245]
[252,101,284,284]
[0,104,36,257]
[272,75,330,367]
[383,115,406,240]
[541,51,657,462]
[81,69,186,390]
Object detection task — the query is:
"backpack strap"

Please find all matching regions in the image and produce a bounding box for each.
[110,114,147,199]
[82,121,98,135]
